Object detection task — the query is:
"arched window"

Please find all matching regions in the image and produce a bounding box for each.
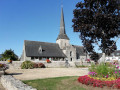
[70,51,72,56]
[76,53,79,59]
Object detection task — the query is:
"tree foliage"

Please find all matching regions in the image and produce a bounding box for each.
[72,0,120,62]
[1,49,18,61]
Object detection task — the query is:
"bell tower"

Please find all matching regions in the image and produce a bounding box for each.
[56,7,70,49]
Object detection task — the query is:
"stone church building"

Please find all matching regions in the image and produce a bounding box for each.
[21,8,86,61]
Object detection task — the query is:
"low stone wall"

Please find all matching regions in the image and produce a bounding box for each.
[1,75,37,90]
[74,61,94,67]
[0,61,93,69]
[35,61,66,68]
[0,61,23,69]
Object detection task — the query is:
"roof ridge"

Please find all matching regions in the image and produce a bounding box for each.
[24,40,57,45]
[72,45,84,47]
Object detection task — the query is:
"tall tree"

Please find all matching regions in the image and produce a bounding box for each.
[1,49,18,61]
[72,0,120,62]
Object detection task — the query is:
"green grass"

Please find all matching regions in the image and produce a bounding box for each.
[75,65,88,68]
[23,76,86,90]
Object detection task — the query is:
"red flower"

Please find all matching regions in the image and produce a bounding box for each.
[78,75,120,88]
[46,59,51,63]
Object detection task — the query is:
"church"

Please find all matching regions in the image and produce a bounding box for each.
[21,8,86,61]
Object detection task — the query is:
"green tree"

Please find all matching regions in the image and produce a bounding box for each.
[72,0,120,62]
[1,49,18,61]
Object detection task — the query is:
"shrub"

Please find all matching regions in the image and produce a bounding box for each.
[38,63,45,68]
[21,61,34,69]
[78,62,120,88]
[33,63,38,68]
[89,62,117,78]
[88,62,96,72]
[0,63,9,71]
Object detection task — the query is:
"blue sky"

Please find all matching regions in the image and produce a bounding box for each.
[0,0,83,57]
[1,0,120,57]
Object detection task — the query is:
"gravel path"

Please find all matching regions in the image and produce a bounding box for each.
[0,79,5,90]
[6,68,89,80]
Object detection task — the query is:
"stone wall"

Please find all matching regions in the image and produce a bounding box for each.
[0,61,93,69]
[0,61,23,69]
[1,75,36,90]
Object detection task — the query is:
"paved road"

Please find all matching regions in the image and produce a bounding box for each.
[6,68,89,80]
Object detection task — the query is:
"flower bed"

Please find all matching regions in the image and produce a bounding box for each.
[78,75,120,89]
[78,62,120,89]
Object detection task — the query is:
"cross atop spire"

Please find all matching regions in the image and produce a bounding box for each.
[56,7,69,40]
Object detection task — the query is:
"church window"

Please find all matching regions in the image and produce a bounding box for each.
[42,58,46,60]
[39,57,42,60]
[70,51,72,56]
[76,53,79,59]
[31,57,34,60]
[35,57,38,59]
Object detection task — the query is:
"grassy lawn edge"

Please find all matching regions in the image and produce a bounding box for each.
[22,76,86,90]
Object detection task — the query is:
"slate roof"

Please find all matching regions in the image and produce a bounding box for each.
[25,40,66,58]
[57,34,69,40]
[72,45,86,56]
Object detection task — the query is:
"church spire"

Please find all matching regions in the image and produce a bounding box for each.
[60,7,65,34]
[56,7,69,40]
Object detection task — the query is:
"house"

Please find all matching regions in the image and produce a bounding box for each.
[106,50,120,61]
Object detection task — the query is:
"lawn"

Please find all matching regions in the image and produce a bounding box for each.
[23,76,86,90]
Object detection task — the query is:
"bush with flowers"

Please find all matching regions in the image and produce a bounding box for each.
[78,62,120,89]
[21,61,46,69]
[0,63,9,72]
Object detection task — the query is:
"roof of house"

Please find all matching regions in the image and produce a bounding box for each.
[72,45,86,56]
[109,50,120,56]
[25,40,66,58]
[98,50,120,58]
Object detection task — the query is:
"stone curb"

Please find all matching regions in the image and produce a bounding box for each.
[1,75,37,90]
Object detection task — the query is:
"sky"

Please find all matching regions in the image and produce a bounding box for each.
[0,0,83,57]
[1,0,120,57]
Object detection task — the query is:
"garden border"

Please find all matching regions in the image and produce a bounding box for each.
[1,75,37,90]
